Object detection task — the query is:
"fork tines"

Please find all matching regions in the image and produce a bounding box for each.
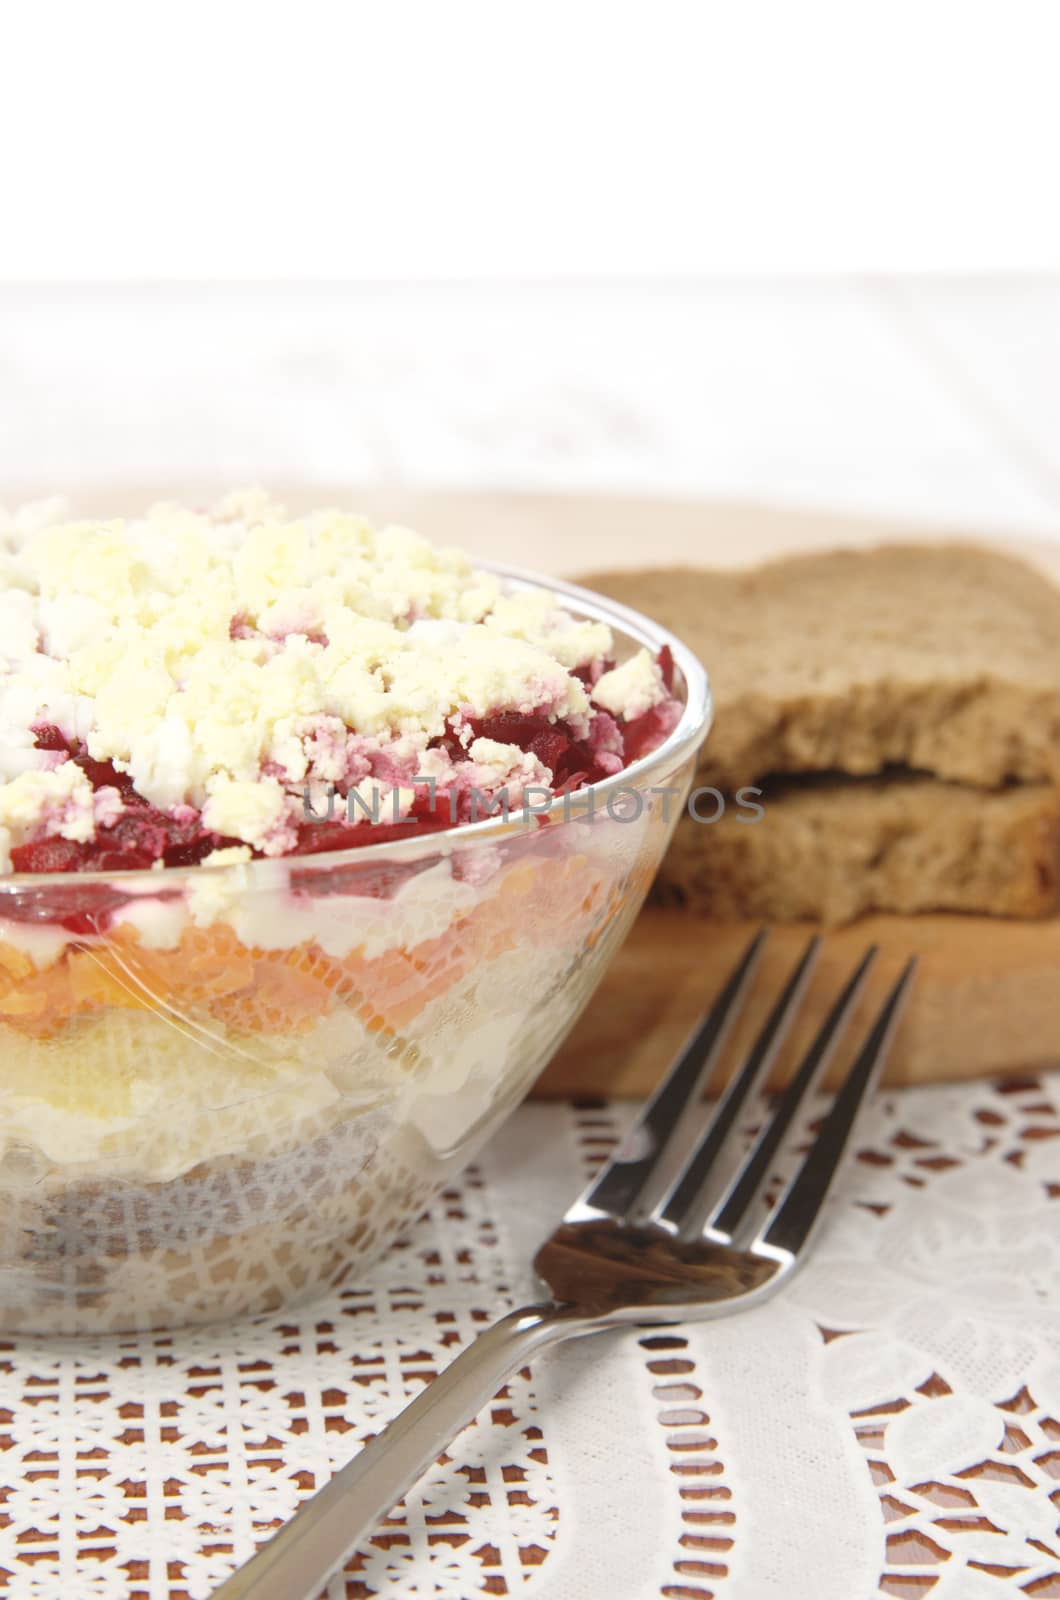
[570,931,916,1264]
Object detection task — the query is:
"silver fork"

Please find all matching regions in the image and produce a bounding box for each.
[214,931,916,1600]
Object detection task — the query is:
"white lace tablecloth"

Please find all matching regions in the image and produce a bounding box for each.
[0,1075,1058,1600]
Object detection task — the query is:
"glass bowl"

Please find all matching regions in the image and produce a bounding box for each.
[0,566,711,1333]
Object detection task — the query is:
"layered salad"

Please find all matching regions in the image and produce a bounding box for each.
[0,490,688,1331]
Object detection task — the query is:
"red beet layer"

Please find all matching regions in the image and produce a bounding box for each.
[3,647,679,930]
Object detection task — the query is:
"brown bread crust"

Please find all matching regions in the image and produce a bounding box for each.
[654,774,1060,923]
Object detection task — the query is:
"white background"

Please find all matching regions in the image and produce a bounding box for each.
[2,278,1058,544]
[1,4,1058,541]
[2,3,1059,278]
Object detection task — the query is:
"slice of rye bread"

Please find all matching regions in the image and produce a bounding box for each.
[653,773,1060,923]
[536,910,1060,1094]
[580,543,1060,791]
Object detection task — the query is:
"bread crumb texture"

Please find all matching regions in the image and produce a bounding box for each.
[583,544,1060,789]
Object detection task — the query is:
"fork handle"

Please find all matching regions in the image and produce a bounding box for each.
[210,1299,598,1600]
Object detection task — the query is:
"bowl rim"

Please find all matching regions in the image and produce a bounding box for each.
[0,562,713,895]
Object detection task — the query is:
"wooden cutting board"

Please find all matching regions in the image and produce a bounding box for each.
[539,910,1060,1095]
[19,484,1060,1092]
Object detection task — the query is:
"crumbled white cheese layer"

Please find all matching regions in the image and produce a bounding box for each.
[0,765,122,872]
[0,490,669,861]
[202,775,293,856]
[591,650,665,722]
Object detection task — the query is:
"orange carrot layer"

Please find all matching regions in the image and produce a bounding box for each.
[0,854,620,1043]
